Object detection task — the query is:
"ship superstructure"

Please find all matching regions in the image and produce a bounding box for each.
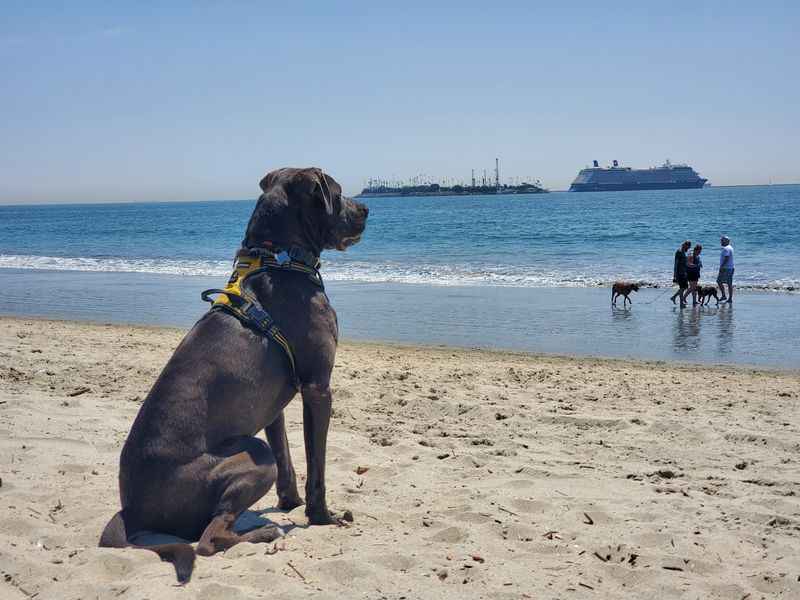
[569,160,708,192]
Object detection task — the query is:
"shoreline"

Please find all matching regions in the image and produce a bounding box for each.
[1,270,799,369]
[1,317,798,598]
[2,315,798,375]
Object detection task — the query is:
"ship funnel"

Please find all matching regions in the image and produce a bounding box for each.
[593,160,599,168]
[612,159,619,167]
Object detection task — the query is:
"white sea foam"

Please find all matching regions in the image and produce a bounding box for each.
[0,254,797,292]
[0,254,232,277]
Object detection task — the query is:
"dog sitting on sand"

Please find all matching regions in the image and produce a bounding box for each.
[696,285,720,306]
[611,281,639,306]
[99,168,368,583]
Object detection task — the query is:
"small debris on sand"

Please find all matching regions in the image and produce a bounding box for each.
[67,387,91,397]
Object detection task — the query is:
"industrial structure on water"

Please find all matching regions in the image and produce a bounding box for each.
[357,158,548,197]
[569,159,708,192]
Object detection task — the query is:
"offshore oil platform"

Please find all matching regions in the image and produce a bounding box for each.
[357,159,548,197]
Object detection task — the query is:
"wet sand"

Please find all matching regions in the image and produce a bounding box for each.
[0,317,798,599]
[2,269,800,367]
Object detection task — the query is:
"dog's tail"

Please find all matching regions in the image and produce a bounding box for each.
[100,510,196,584]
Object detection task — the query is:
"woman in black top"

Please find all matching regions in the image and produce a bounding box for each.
[670,240,692,307]
[686,244,703,306]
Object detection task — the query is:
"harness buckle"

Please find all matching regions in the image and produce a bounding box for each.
[274,250,291,266]
[241,301,273,329]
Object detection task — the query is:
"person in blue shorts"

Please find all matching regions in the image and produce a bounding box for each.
[717,235,734,303]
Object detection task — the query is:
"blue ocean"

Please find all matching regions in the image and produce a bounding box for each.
[1,185,799,367]
[1,185,798,290]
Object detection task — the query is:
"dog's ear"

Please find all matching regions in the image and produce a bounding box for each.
[259,169,287,193]
[312,169,334,217]
[292,168,339,217]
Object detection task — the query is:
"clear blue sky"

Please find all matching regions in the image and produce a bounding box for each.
[1,1,798,202]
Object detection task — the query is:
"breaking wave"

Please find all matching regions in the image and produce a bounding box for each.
[1,253,798,293]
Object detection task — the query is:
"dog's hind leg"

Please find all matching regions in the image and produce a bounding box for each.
[266,411,304,511]
[196,436,282,556]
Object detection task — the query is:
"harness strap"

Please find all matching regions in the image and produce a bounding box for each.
[200,247,325,388]
[202,288,299,388]
[201,245,326,388]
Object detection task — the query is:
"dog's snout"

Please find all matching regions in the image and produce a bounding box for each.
[362,205,369,218]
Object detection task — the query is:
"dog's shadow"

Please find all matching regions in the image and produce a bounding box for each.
[128,508,297,546]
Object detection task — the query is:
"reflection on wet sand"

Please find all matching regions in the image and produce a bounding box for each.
[717,304,734,354]
[672,306,702,352]
[670,304,735,356]
[611,306,634,322]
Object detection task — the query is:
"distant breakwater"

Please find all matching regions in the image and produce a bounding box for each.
[355,189,548,198]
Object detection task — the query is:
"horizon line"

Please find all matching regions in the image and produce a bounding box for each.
[1,182,798,208]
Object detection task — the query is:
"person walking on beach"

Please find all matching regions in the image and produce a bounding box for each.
[670,240,692,308]
[718,235,734,303]
[687,243,703,306]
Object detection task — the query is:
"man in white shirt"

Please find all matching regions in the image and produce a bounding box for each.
[717,235,734,303]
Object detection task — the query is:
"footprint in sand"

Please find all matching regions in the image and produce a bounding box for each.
[89,550,138,580]
[367,552,418,572]
[197,582,247,600]
[314,559,372,585]
[442,509,494,525]
[592,543,640,567]
[428,526,467,544]
[502,523,538,543]
[509,498,551,514]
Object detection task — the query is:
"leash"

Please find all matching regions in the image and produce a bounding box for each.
[639,286,677,305]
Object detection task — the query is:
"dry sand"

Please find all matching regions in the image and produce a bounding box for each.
[0,316,798,599]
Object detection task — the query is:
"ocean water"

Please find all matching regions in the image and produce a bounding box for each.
[1,185,798,290]
[1,185,799,368]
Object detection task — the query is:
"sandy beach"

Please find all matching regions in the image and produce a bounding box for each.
[0,316,798,599]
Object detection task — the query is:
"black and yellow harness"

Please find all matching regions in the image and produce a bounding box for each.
[201,246,323,388]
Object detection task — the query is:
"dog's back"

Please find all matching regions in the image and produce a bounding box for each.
[612,281,638,295]
[697,285,719,304]
[611,281,639,305]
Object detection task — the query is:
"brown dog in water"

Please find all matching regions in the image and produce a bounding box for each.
[99,168,368,583]
[697,285,720,306]
[611,281,640,306]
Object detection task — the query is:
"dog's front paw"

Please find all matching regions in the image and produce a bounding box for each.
[277,493,304,512]
[306,507,353,526]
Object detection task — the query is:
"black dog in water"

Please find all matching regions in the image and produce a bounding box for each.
[697,285,720,306]
[99,168,368,582]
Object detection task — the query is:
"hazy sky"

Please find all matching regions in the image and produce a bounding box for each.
[1,2,798,203]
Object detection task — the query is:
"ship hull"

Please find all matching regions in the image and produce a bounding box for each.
[569,180,707,192]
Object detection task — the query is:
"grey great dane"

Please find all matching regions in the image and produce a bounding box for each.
[99,167,368,582]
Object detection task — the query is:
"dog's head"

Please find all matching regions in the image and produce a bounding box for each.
[630,283,640,292]
[243,167,368,254]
